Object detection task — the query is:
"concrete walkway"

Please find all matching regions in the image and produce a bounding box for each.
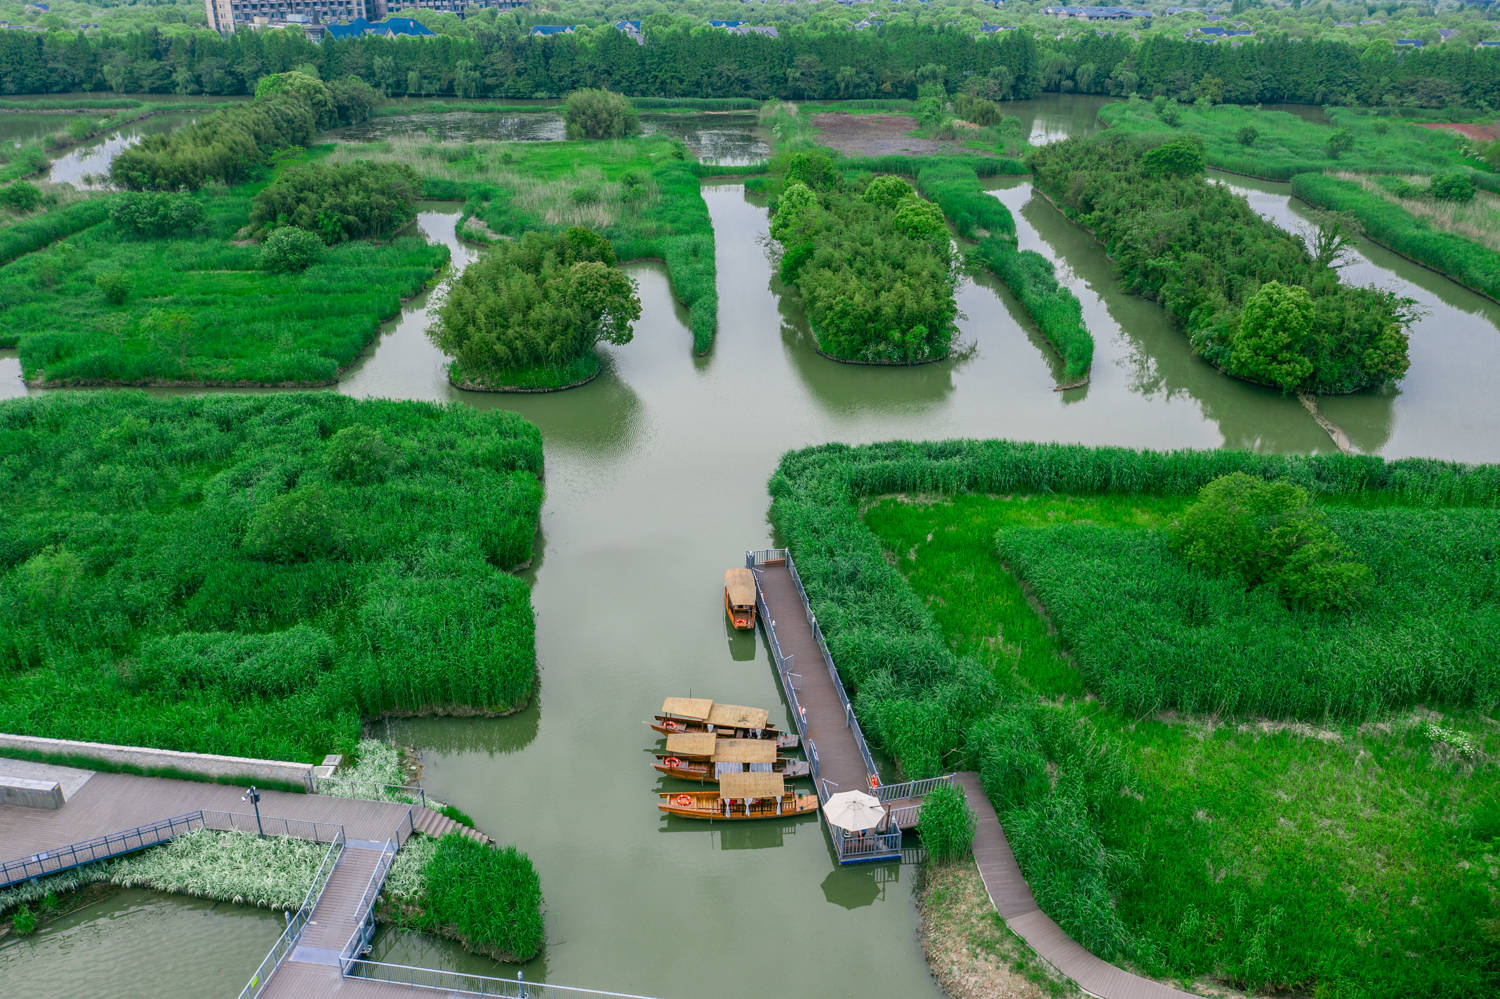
[955,772,1199,999]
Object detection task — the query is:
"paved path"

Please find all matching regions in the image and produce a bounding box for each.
[955,772,1199,999]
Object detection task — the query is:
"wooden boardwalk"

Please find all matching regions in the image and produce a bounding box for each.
[757,561,873,799]
[956,772,1200,999]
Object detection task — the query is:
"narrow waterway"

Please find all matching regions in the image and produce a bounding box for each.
[0,888,283,997]
[46,112,199,188]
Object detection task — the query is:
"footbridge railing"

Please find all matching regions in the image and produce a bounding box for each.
[236,829,346,999]
[340,836,398,969]
[342,962,668,998]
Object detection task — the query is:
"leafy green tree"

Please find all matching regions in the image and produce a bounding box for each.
[770,182,817,244]
[1229,281,1314,392]
[431,227,641,382]
[251,162,420,244]
[861,175,915,210]
[1142,137,1204,177]
[110,192,206,238]
[1172,472,1371,611]
[783,149,841,193]
[1326,128,1355,159]
[1235,125,1259,147]
[1429,172,1476,203]
[893,196,950,251]
[563,88,638,139]
[0,181,41,212]
[325,425,393,484]
[95,271,129,305]
[254,70,336,130]
[260,226,323,273]
[242,483,348,562]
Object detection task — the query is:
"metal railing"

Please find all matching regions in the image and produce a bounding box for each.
[201,810,345,843]
[314,776,427,808]
[344,960,666,998]
[746,547,788,567]
[832,828,904,864]
[874,775,957,804]
[885,805,921,829]
[235,828,346,999]
[0,811,206,888]
[340,836,398,967]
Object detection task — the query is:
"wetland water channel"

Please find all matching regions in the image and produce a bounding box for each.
[3,99,1500,997]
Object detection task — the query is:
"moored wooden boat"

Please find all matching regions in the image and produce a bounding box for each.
[657,773,817,820]
[724,568,757,630]
[653,735,810,783]
[648,697,798,748]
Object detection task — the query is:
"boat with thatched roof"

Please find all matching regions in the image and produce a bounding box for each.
[657,772,818,820]
[647,697,798,748]
[724,568,757,630]
[653,734,810,783]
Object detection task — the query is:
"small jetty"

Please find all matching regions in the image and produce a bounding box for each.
[746,548,957,864]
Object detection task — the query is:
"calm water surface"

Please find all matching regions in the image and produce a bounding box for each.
[46,113,199,188]
[0,888,283,996]
[0,111,88,145]
[4,125,1500,998]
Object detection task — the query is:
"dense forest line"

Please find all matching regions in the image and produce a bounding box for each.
[0,23,1496,107]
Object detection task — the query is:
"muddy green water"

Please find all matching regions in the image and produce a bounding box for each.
[2,126,1499,997]
[0,888,283,996]
[0,112,88,145]
[46,113,200,188]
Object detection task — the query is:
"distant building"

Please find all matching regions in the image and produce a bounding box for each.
[529,24,576,35]
[325,16,434,38]
[1196,25,1252,37]
[1481,40,1500,47]
[206,0,517,35]
[1043,6,1151,22]
[725,23,778,36]
[708,19,748,27]
[1394,38,1423,47]
[614,18,642,40]
[23,3,49,12]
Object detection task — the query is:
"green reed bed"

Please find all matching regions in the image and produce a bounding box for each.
[1097,100,1493,182]
[864,490,1498,999]
[769,439,1499,998]
[0,393,542,762]
[0,195,114,276]
[1291,172,1500,302]
[380,834,543,962]
[0,178,446,385]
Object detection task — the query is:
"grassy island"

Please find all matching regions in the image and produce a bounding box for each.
[0,393,543,762]
[770,439,1499,999]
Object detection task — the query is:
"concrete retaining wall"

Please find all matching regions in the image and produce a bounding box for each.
[0,776,64,809]
[0,734,314,791]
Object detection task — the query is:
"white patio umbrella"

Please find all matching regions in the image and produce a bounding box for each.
[822,789,886,832]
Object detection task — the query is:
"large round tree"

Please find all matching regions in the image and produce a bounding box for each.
[430,227,641,390]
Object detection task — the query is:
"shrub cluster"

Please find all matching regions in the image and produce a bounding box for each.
[1031,133,1410,393]
[915,783,977,861]
[1291,172,1500,304]
[110,73,377,191]
[432,226,640,387]
[260,225,324,273]
[109,192,206,238]
[250,161,421,244]
[383,834,544,962]
[563,87,639,140]
[0,394,543,761]
[770,153,957,364]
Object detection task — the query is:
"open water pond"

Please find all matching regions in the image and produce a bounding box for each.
[1005,93,1112,145]
[329,112,768,164]
[46,112,199,188]
[0,111,87,145]
[0,888,283,998]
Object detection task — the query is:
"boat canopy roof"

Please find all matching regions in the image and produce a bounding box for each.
[707,703,769,729]
[661,697,713,721]
[724,568,756,608]
[665,732,717,756]
[720,772,785,799]
[713,739,776,764]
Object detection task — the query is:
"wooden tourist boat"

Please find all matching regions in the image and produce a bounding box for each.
[724,568,757,630]
[648,697,798,748]
[657,772,818,821]
[653,735,810,783]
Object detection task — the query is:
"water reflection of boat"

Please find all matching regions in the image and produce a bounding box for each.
[653,734,809,783]
[647,697,797,748]
[657,773,818,820]
[724,568,757,630]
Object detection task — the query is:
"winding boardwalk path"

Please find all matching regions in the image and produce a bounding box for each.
[955,772,1199,999]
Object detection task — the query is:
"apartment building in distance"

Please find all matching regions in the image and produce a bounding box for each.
[206,0,525,35]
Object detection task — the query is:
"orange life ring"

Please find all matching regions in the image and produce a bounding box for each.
[675,793,693,807]
[664,757,682,768]
[869,774,879,789]
[663,720,679,730]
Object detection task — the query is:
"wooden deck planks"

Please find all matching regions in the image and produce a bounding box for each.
[756,565,872,798]
[956,772,1200,999]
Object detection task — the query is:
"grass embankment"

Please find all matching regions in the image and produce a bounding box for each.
[770,439,1499,999]
[0,195,115,274]
[0,164,446,385]
[381,833,543,962]
[1291,172,1500,302]
[0,393,543,763]
[0,829,328,930]
[332,134,718,354]
[1098,100,1498,182]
